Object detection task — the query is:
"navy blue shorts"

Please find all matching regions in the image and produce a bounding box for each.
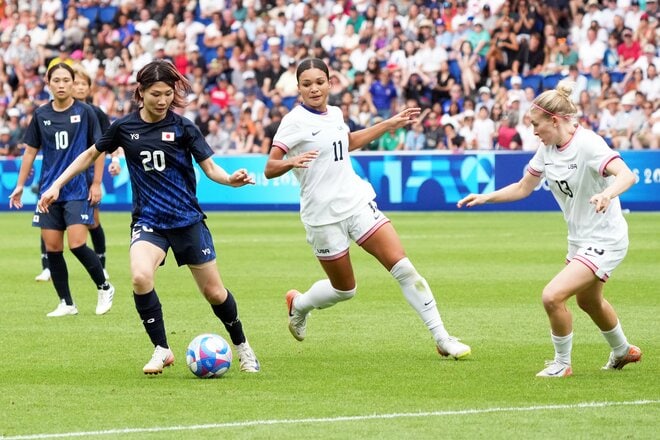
[33,200,94,230]
[130,221,216,266]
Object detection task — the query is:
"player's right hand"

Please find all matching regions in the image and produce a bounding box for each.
[457,194,487,208]
[8,186,24,209]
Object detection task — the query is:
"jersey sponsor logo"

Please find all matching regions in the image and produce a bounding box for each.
[316,248,330,254]
[130,133,140,140]
[202,248,212,255]
[312,130,321,136]
[70,115,81,123]
[80,214,89,220]
[162,132,175,141]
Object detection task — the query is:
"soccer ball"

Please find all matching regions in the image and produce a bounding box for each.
[186,333,233,378]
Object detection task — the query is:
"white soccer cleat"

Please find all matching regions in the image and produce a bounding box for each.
[436,336,471,359]
[143,345,175,375]
[96,283,115,315]
[35,268,51,282]
[536,360,573,378]
[602,345,642,370]
[235,341,260,373]
[46,299,78,317]
[286,290,308,341]
[103,269,110,280]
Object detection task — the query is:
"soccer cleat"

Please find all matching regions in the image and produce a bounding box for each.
[46,299,78,317]
[286,290,308,341]
[95,283,115,315]
[436,336,471,359]
[536,360,573,377]
[235,341,260,373]
[103,269,110,280]
[143,345,174,375]
[602,345,642,370]
[35,268,51,282]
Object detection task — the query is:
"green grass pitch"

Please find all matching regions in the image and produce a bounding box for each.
[0,211,658,439]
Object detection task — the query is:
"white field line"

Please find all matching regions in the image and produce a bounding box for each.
[2,399,659,440]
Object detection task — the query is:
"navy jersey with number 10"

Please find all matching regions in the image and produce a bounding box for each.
[95,110,215,229]
[23,100,101,201]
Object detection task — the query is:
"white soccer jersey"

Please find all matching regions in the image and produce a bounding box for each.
[272,104,376,226]
[527,126,629,249]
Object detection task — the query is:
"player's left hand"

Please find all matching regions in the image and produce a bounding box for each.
[590,193,611,213]
[390,107,422,129]
[227,169,255,187]
[88,182,102,205]
[8,186,24,209]
[38,187,60,213]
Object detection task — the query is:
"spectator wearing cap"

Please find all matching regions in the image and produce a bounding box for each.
[466,18,491,59]
[0,125,20,156]
[415,31,448,77]
[346,5,365,33]
[611,91,644,149]
[451,2,471,31]
[577,26,606,73]
[617,28,642,69]
[582,1,604,35]
[209,73,233,112]
[632,44,659,75]
[477,86,495,112]
[473,104,496,150]
[434,19,455,52]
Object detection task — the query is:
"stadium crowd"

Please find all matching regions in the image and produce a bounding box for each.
[0,0,658,156]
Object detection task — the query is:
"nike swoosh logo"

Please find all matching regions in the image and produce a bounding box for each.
[544,163,553,165]
[312,130,321,136]
[423,300,434,306]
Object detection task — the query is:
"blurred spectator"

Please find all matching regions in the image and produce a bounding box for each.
[378,125,405,151]
[404,121,426,150]
[496,112,522,150]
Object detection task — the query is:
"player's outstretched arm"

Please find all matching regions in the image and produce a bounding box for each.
[8,146,38,209]
[264,146,319,179]
[348,107,421,151]
[199,157,255,187]
[457,172,541,208]
[38,145,102,213]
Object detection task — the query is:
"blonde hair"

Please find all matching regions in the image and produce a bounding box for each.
[72,64,92,86]
[531,79,578,120]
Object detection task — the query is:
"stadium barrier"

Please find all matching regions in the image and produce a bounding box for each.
[1,151,659,212]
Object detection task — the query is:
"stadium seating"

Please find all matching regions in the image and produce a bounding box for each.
[77,6,99,24]
[541,73,565,91]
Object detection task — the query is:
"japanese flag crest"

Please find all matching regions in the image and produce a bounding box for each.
[162,132,175,141]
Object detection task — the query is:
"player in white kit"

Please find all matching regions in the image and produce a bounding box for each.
[265,58,471,360]
[458,80,642,377]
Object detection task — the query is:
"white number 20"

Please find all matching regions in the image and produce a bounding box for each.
[140,150,166,171]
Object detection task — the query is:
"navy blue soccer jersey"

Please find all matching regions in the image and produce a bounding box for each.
[23,100,101,201]
[95,110,215,229]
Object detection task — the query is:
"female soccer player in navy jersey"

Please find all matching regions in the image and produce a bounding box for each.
[265,58,471,360]
[38,60,260,375]
[35,64,114,283]
[458,80,641,377]
[9,63,114,317]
